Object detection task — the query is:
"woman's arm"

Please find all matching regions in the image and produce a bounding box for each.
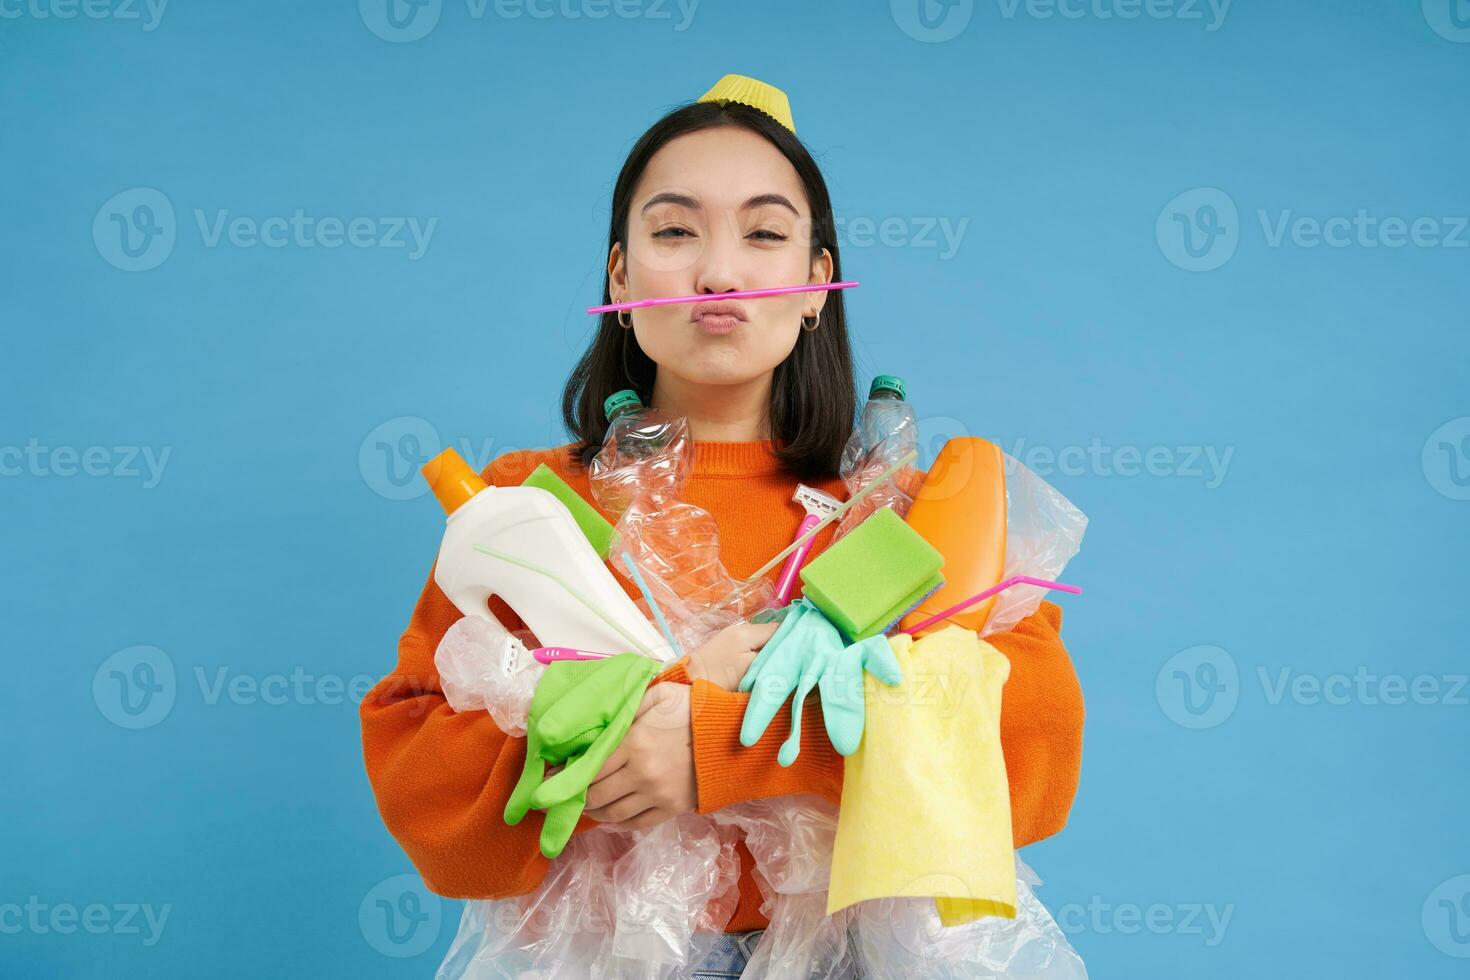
[359,576,552,898]
[989,600,1085,846]
[686,601,1084,847]
[357,457,689,899]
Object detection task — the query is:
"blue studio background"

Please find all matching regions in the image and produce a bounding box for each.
[3,1,1467,977]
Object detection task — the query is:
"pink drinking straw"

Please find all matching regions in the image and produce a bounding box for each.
[900,576,1082,636]
[587,281,858,315]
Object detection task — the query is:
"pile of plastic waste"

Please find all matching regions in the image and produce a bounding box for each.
[431,379,1088,979]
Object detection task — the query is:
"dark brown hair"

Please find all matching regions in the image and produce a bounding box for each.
[560,99,857,482]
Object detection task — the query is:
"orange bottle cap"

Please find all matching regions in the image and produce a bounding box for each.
[421,447,488,514]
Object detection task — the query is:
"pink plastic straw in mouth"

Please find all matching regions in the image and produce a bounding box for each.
[901,576,1082,636]
[587,280,859,315]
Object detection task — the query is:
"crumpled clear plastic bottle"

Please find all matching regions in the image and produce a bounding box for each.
[588,390,772,653]
[834,375,926,542]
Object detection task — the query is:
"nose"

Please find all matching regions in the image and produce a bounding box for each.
[692,207,744,295]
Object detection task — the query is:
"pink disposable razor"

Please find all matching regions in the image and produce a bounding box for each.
[531,646,619,665]
[772,484,843,607]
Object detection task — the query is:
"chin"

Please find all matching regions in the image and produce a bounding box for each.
[686,366,759,386]
[666,355,769,387]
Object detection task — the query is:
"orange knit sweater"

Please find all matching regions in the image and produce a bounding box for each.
[359,438,1084,934]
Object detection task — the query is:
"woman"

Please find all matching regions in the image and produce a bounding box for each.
[359,74,1085,978]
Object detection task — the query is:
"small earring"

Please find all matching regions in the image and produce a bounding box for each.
[801,311,821,332]
[618,310,632,329]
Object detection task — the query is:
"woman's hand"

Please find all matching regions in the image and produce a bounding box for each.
[582,682,697,831]
[686,619,781,691]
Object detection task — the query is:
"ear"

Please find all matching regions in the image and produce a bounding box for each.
[807,247,834,315]
[607,242,628,303]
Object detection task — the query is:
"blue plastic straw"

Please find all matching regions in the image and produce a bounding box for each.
[621,551,683,658]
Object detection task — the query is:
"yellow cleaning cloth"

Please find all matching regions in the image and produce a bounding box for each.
[826,624,1017,925]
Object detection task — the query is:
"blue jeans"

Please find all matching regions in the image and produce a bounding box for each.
[692,924,867,978]
[691,929,764,978]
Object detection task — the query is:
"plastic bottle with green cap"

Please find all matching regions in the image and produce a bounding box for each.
[868,374,906,402]
[603,389,643,423]
[835,374,922,539]
[599,389,676,463]
[588,390,773,650]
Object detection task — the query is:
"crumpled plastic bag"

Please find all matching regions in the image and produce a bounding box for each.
[434,618,749,978]
[984,454,1088,637]
[713,794,1087,980]
[849,858,1088,980]
[433,753,1084,978]
[436,815,743,980]
[434,614,542,736]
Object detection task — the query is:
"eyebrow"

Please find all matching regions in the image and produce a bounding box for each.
[639,191,799,216]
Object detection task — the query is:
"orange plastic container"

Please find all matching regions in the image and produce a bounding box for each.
[899,437,1008,636]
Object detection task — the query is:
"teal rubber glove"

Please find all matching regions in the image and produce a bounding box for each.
[504,652,660,858]
[817,633,904,755]
[738,598,844,767]
[738,599,905,765]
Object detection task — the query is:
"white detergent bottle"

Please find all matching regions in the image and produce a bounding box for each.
[421,448,674,662]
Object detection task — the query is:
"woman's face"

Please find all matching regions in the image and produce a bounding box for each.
[609,126,833,386]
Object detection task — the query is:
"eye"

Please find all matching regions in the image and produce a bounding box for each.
[749,229,788,242]
[653,226,695,239]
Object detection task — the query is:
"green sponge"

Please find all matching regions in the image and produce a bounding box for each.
[521,464,616,558]
[799,507,945,641]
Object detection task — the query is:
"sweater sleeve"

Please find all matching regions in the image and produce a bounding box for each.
[988,600,1085,846]
[689,680,846,813]
[358,569,575,899]
[687,601,1083,847]
[357,457,691,900]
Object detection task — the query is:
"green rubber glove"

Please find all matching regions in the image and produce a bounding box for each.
[504,652,660,859]
[504,659,609,860]
[817,633,904,755]
[529,652,658,809]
